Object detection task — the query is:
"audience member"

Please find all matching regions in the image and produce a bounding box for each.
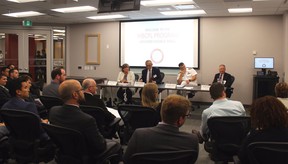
[116,63,135,103]
[238,96,288,164]
[1,66,9,77]
[193,82,246,143]
[42,67,66,97]
[141,83,161,122]
[124,94,199,162]
[212,64,234,97]
[49,80,122,162]
[82,78,116,125]
[7,64,15,70]
[177,62,197,86]
[6,68,19,95]
[0,74,11,108]
[275,82,288,109]
[1,77,49,141]
[140,60,161,84]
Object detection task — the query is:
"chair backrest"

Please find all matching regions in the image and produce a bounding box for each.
[0,109,42,141]
[80,105,106,131]
[160,72,165,83]
[41,123,88,163]
[247,142,288,164]
[118,105,158,131]
[230,75,235,86]
[134,73,139,81]
[207,116,251,155]
[39,95,64,110]
[128,150,198,164]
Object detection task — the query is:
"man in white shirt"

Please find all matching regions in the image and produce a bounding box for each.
[177,62,197,86]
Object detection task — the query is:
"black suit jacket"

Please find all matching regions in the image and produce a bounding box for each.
[141,67,161,84]
[124,124,199,162]
[82,92,116,124]
[212,72,234,87]
[0,86,11,108]
[49,105,107,155]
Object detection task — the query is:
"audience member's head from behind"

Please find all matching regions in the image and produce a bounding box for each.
[121,63,130,74]
[51,67,66,83]
[1,66,9,77]
[9,68,19,79]
[82,78,97,95]
[0,74,8,86]
[250,96,288,130]
[9,77,30,99]
[218,64,226,74]
[145,60,153,70]
[141,83,159,109]
[7,64,15,69]
[59,79,85,105]
[161,94,191,127]
[210,82,226,100]
[275,82,288,98]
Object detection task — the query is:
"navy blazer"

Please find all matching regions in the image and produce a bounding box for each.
[212,72,234,87]
[141,67,162,84]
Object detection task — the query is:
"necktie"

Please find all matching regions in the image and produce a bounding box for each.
[219,74,223,84]
[149,70,152,82]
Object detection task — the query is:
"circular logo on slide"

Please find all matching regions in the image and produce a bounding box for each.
[262,64,266,68]
[150,48,164,64]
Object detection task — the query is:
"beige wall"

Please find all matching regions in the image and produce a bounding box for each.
[67,16,283,105]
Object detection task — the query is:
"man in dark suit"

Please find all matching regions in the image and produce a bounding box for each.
[212,64,234,97]
[49,79,122,162]
[124,94,199,162]
[141,60,162,84]
[0,74,11,108]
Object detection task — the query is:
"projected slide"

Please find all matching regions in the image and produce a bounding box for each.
[120,18,199,68]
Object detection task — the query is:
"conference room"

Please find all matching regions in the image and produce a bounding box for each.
[0,0,287,163]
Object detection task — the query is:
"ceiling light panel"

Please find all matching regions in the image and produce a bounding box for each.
[141,0,194,6]
[3,11,45,17]
[161,10,206,15]
[51,6,97,13]
[87,14,126,20]
[7,0,44,3]
[228,8,253,13]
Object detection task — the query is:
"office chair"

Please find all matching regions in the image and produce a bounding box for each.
[247,142,288,164]
[134,73,139,81]
[128,150,198,164]
[0,109,55,163]
[79,105,121,139]
[226,75,235,98]
[39,95,64,112]
[117,105,158,144]
[207,116,251,163]
[160,72,165,84]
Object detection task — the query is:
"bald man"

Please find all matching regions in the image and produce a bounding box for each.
[49,80,122,161]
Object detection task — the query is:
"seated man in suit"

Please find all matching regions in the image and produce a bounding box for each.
[6,68,19,92]
[192,83,246,147]
[0,74,11,108]
[140,60,161,84]
[212,64,234,97]
[49,79,122,162]
[124,94,199,162]
[1,66,9,78]
[81,78,117,138]
[2,77,49,141]
[42,67,66,98]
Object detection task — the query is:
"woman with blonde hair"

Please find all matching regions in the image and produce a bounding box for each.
[141,83,161,122]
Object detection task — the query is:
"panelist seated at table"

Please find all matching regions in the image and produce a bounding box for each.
[177,62,197,86]
[117,63,135,104]
[212,64,233,88]
[140,60,161,84]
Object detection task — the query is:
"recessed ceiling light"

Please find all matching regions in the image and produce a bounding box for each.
[87,14,126,20]
[141,0,193,6]
[174,4,196,10]
[3,11,44,17]
[160,10,206,16]
[51,6,97,13]
[228,8,252,13]
[7,0,44,3]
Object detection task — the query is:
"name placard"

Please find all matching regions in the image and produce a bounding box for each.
[201,85,210,91]
[134,82,145,87]
[107,81,117,86]
[165,83,176,89]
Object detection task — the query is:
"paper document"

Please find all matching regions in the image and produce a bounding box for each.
[107,107,120,118]
[107,81,117,86]
[165,83,176,89]
[201,85,210,91]
[184,87,193,90]
[134,81,145,87]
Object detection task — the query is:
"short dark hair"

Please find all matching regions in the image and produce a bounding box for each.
[0,74,7,79]
[9,77,27,97]
[210,82,225,100]
[178,62,184,67]
[9,68,17,76]
[161,94,191,125]
[21,75,32,82]
[51,68,62,79]
[250,96,288,130]
[1,66,9,73]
